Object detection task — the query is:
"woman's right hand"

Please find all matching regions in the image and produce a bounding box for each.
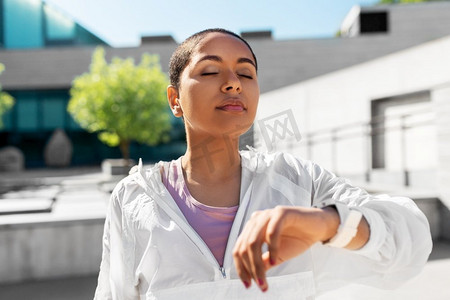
[232,206,340,292]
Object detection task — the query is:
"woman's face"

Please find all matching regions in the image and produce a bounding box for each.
[170,32,260,139]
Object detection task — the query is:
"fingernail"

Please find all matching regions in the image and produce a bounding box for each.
[258,278,264,286]
[243,281,250,289]
[270,258,276,266]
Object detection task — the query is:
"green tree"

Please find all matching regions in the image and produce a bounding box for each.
[0,64,14,129]
[68,47,171,160]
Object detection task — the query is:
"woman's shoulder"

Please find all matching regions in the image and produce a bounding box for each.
[110,160,169,204]
[240,148,313,175]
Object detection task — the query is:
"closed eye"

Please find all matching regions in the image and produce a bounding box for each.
[201,72,218,76]
[239,74,253,79]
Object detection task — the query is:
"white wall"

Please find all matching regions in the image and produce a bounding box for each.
[0,219,104,283]
[256,35,450,181]
[432,84,450,208]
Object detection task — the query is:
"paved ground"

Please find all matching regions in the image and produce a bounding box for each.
[0,275,98,300]
[0,245,449,300]
[0,167,449,299]
[318,255,450,300]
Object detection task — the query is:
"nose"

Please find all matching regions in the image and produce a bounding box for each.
[221,71,241,93]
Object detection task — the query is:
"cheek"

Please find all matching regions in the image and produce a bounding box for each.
[246,78,259,94]
[247,83,260,104]
[181,84,201,107]
[178,83,211,117]
[249,91,259,119]
[185,80,217,104]
[178,77,196,102]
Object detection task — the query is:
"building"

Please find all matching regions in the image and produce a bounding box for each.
[0,0,108,167]
[255,2,450,239]
[3,1,450,168]
[0,0,106,49]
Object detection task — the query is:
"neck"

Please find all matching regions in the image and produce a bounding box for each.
[182,132,241,184]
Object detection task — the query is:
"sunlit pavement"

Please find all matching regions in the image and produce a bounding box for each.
[0,243,447,300]
[318,251,450,300]
[0,167,449,300]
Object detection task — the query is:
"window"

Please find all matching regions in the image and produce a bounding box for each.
[6,89,74,132]
[1,0,105,49]
[17,94,39,131]
[42,94,66,129]
[3,0,43,48]
[371,91,436,171]
[360,11,389,34]
[0,106,13,131]
[0,0,4,47]
[43,4,76,45]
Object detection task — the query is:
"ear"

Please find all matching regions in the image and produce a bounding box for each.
[167,85,183,118]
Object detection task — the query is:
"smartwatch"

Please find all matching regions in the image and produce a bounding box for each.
[325,209,363,248]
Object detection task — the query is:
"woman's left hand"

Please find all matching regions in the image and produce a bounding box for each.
[232,206,340,292]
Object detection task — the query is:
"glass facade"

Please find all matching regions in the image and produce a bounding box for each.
[17,95,39,131]
[44,4,76,42]
[0,89,186,167]
[3,90,74,132]
[0,1,118,167]
[0,89,113,167]
[3,0,43,49]
[0,1,185,167]
[0,0,106,49]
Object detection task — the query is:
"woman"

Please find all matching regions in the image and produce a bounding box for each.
[94,28,432,299]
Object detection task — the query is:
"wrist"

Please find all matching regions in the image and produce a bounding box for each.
[325,209,364,248]
[320,206,340,243]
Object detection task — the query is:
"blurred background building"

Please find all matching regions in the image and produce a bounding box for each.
[255,2,450,242]
[0,0,450,295]
[3,1,450,168]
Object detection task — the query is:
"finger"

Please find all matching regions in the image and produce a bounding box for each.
[246,212,274,291]
[233,250,252,289]
[233,236,253,289]
[247,233,267,291]
[234,217,265,289]
[239,210,269,291]
[261,251,278,270]
[265,208,285,268]
[234,209,273,292]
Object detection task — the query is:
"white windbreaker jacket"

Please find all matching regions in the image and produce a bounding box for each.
[94,150,432,300]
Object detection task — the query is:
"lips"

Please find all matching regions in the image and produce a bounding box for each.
[220,104,244,111]
[217,99,245,112]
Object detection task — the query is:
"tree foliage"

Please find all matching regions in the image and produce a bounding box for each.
[68,47,171,159]
[0,63,14,129]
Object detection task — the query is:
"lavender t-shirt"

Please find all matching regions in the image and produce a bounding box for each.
[161,157,238,267]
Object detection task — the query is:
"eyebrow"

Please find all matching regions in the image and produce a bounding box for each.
[197,55,256,69]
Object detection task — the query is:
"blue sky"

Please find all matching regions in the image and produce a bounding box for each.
[45,0,380,47]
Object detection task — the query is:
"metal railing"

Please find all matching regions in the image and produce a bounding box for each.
[301,108,435,186]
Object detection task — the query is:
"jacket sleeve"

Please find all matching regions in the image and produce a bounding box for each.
[308,162,432,293]
[94,184,140,300]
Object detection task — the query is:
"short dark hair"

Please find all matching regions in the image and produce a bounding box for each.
[169,28,258,90]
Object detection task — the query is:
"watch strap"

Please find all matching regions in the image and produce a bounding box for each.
[325,209,363,248]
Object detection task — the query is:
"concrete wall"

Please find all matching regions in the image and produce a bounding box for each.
[343,2,450,39]
[0,218,104,283]
[432,84,450,209]
[255,35,450,239]
[0,42,178,90]
[376,2,450,40]
[256,35,450,183]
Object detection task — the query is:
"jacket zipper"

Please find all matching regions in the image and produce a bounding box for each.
[137,162,255,282]
[219,266,227,279]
